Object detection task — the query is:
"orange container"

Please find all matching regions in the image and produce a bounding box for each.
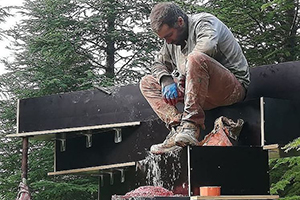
[200,186,221,196]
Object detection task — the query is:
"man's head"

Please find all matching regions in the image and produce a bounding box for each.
[150,2,188,46]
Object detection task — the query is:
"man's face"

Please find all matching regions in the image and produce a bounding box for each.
[157,20,187,46]
[157,24,180,45]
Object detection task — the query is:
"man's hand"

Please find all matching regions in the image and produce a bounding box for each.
[162,82,178,106]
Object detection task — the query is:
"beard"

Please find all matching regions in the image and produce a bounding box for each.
[173,25,188,48]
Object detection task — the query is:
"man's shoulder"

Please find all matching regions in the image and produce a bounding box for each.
[188,12,218,33]
[189,12,216,21]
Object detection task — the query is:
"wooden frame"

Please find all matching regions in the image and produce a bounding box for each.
[48,162,135,176]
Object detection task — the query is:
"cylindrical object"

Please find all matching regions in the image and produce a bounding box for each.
[21,137,29,182]
[200,186,221,196]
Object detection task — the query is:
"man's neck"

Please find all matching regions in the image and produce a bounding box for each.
[180,21,189,49]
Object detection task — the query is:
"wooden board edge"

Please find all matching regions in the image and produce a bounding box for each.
[191,195,279,200]
[263,143,300,159]
[6,121,141,138]
[47,162,136,176]
[263,144,279,150]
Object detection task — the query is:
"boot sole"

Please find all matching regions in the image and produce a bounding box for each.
[175,134,199,147]
[150,145,182,154]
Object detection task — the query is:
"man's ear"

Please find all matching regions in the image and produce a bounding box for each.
[177,16,185,27]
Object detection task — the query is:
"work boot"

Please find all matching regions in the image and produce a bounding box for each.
[150,127,182,154]
[175,121,200,147]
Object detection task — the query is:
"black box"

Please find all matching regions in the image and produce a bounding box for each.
[100,146,270,199]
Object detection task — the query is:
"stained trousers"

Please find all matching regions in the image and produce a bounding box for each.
[140,52,246,130]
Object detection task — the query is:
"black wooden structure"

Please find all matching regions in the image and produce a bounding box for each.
[7,61,300,199]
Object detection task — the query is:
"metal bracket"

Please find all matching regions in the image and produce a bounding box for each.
[116,169,125,183]
[84,133,93,148]
[99,174,104,187]
[57,139,66,152]
[114,128,122,143]
[107,172,114,185]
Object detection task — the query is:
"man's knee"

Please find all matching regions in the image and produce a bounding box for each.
[139,75,157,91]
[186,52,210,70]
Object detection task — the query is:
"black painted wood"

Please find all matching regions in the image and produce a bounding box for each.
[264,98,300,144]
[55,119,167,171]
[16,62,300,176]
[189,146,269,195]
[55,99,263,171]
[202,99,261,146]
[101,146,269,199]
[245,61,300,101]
[18,85,157,133]
[18,61,300,134]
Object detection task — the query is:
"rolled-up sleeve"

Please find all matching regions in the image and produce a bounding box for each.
[151,44,175,84]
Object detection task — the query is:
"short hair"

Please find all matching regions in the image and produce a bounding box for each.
[150,2,188,33]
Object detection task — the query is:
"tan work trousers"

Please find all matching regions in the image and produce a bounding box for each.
[140,52,246,130]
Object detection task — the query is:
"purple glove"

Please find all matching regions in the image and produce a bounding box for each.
[162,82,178,106]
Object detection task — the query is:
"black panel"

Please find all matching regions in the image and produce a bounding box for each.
[56,119,168,170]
[55,98,263,171]
[246,61,300,101]
[135,148,189,195]
[18,85,157,133]
[102,146,269,199]
[100,148,189,199]
[264,98,300,145]
[19,61,300,133]
[189,146,270,195]
[100,167,137,200]
[203,99,261,146]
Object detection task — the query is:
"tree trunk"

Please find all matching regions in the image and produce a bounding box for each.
[106,13,116,78]
[285,0,298,61]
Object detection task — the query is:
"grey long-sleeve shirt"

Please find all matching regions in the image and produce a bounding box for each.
[151,12,250,89]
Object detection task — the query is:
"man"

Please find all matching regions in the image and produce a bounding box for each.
[140,2,250,154]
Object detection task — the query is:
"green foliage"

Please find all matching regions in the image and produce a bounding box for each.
[27,141,98,200]
[269,157,300,198]
[283,138,300,152]
[0,139,98,199]
[1,0,300,199]
[0,6,12,40]
[3,0,158,97]
[0,0,157,199]
[30,179,98,200]
[0,137,22,199]
[197,0,300,67]
[202,1,300,198]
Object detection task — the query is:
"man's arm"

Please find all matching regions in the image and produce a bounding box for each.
[192,15,219,57]
[151,44,175,84]
[151,44,180,105]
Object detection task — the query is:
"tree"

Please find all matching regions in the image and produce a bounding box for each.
[0,6,12,40]
[4,0,158,97]
[1,0,299,199]
[0,0,158,199]
[269,156,300,198]
[199,0,300,67]
[201,0,300,198]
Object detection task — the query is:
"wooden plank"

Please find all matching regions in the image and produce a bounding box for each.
[263,144,300,159]
[6,121,140,138]
[260,97,265,146]
[191,195,279,200]
[48,162,136,176]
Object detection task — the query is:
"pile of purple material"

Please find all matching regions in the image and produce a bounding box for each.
[112,186,174,200]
